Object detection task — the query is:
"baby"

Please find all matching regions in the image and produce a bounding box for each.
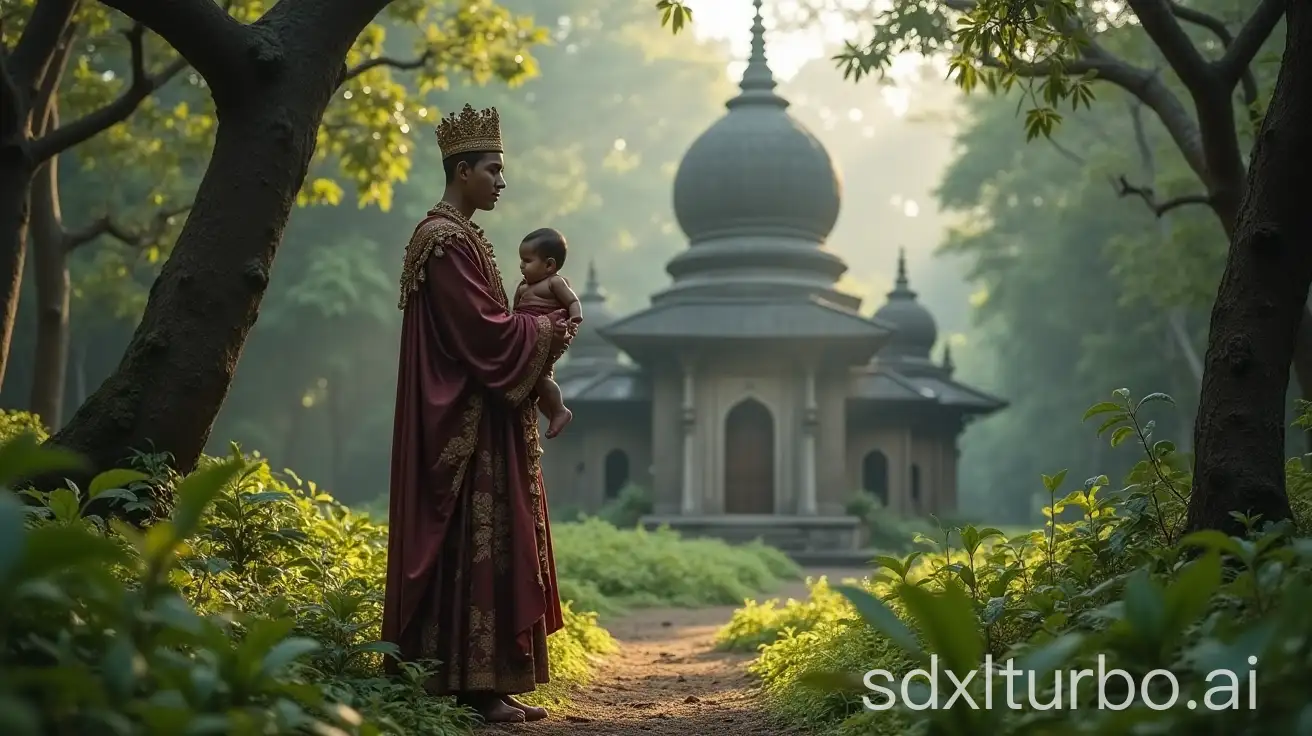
[513,227,583,439]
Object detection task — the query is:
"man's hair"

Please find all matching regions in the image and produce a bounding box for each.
[523,227,567,269]
[443,150,494,184]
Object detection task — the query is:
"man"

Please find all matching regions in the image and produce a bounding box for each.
[381,103,574,724]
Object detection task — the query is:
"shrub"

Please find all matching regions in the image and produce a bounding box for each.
[550,516,801,613]
[727,389,1312,734]
[1,436,613,735]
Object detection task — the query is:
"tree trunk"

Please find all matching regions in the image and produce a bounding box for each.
[29,151,70,430]
[1187,1,1311,535]
[46,53,344,484]
[0,163,32,393]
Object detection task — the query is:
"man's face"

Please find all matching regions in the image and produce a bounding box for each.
[460,153,506,211]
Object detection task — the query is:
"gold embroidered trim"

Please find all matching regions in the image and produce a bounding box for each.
[507,314,553,406]
[438,394,483,497]
[519,395,551,588]
[398,201,511,312]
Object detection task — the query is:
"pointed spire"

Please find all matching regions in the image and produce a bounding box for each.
[942,343,955,376]
[581,258,605,301]
[888,247,917,298]
[727,0,788,109]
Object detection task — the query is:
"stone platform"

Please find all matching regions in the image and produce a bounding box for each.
[638,514,871,564]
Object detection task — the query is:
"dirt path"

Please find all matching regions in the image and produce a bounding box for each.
[482,567,869,735]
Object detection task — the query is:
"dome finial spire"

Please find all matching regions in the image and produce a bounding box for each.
[889,247,916,298]
[582,258,604,301]
[728,0,787,108]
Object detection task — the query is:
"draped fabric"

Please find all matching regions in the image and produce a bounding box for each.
[382,203,566,695]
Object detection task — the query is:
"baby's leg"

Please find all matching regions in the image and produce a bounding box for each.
[536,373,572,439]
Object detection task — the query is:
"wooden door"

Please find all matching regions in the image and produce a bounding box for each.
[723,399,774,514]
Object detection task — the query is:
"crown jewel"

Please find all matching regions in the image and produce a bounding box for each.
[434,103,503,159]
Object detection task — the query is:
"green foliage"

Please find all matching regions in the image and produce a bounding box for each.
[724,389,1312,733]
[551,517,801,613]
[0,439,613,734]
[595,483,654,528]
[845,491,941,553]
[0,410,49,443]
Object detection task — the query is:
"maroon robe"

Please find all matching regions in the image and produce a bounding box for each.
[382,201,566,695]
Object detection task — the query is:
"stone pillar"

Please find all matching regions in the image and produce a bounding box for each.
[800,365,818,515]
[680,361,697,514]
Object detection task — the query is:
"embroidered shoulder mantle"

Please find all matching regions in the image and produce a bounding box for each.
[397,201,509,311]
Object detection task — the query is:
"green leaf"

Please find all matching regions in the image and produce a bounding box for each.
[1136,392,1175,410]
[797,670,865,692]
[835,585,924,660]
[1163,553,1221,641]
[1041,469,1068,493]
[896,582,983,676]
[0,433,87,490]
[1121,568,1165,641]
[1179,530,1245,558]
[260,637,321,678]
[172,458,247,540]
[1109,425,1135,447]
[1015,632,1084,684]
[47,488,79,523]
[17,524,128,580]
[1082,401,1122,421]
[89,468,151,498]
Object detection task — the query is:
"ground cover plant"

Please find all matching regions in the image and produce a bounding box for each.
[0,410,790,734]
[720,389,1312,734]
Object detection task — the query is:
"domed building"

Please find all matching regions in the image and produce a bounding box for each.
[540,1,1006,561]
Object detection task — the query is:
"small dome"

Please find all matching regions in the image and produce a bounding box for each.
[873,249,937,358]
[566,261,621,365]
[671,1,841,246]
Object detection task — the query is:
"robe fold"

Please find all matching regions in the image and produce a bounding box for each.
[382,202,566,695]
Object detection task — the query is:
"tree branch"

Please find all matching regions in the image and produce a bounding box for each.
[983,52,1209,180]
[29,24,189,163]
[1124,0,1215,94]
[8,0,77,89]
[1113,175,1211,216]
[64,203,193,253]
[344,50,435,80]
[96,0,248,95]
[1169,2,1261,127]
[1218,0,1285,88]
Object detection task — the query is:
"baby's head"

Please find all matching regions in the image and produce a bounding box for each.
[518,227,567,284]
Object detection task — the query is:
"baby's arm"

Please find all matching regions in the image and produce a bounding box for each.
[513,279,528,307]
[548,275,583,322]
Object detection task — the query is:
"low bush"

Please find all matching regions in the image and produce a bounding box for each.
[551,516,801,613]
[722,389,1312,734]
[1,436,613,735]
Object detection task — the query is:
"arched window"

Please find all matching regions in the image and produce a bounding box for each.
[911,463,922,514]
[861,450,889,506]
[604,449,630,500]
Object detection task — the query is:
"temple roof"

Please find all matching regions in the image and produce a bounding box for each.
[598,296,892,353]
[872,249,937,359]
[849,344,1006,414]
[557,362,649,402]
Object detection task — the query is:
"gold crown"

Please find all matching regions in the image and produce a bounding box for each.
[434,103,503,159]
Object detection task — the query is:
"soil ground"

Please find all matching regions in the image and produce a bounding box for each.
[481,567,870,735]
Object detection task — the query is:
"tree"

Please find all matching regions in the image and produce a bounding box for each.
[0,1,187,394]
[5,1,539,431]
[23,0,542,485]
[1185,0,1311,533]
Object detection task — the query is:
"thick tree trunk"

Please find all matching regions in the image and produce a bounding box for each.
[46,47,344,483]
[1187,1,1311,535]
[29,153,70,430]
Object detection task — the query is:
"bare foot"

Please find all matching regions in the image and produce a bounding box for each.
[501,694,548,721]
[545,407,572,439]
[459,694,525,723]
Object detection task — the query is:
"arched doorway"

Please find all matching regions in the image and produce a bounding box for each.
[724,398,775,514]
[604,449,629,500]
[911,463,923,514]
[862,450,889,506]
